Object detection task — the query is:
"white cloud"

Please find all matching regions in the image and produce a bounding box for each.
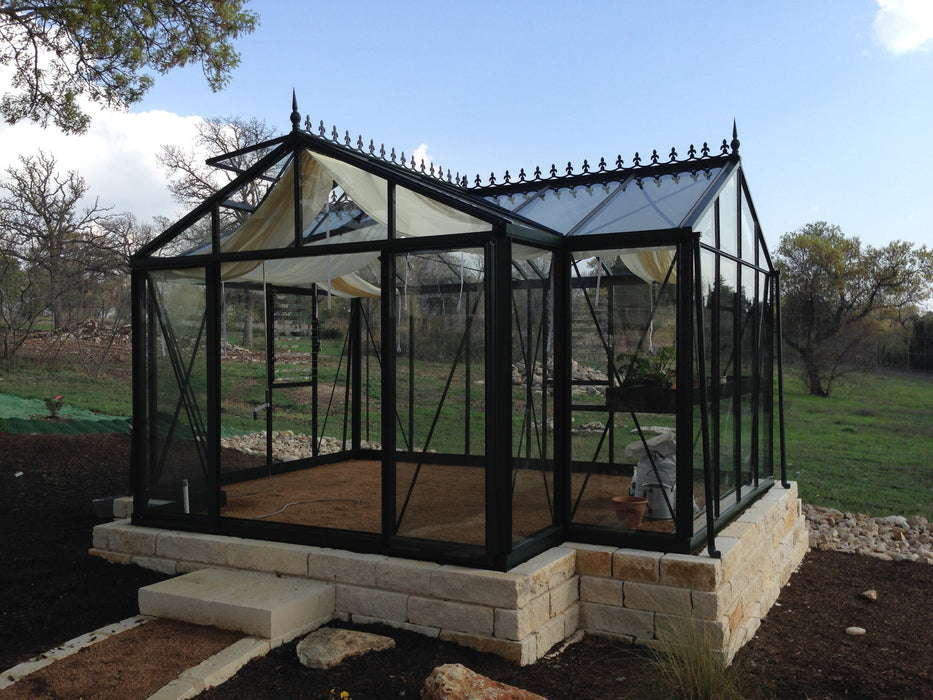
[412,143,432,171]
[873,0,933,54]
[0,100,203,224]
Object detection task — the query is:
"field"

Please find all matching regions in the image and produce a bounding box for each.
[2,332,932,520]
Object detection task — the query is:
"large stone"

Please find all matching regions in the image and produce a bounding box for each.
[296,627,395,669]
[421,663,548,700]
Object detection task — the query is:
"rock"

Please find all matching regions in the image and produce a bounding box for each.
[802,504,932,565]
[296,627,395,669]
[421,663,548,700]
[879,515,909,529]
[860,589,878,601]
[845,626,866,636]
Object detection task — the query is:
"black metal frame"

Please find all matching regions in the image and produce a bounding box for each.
[129,109,784,571]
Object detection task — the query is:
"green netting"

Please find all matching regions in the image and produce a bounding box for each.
[0,393,131,435]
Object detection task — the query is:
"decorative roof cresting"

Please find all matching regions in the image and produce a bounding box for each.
[290,94,739,191]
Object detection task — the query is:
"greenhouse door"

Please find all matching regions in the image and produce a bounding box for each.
[263,285,321,464]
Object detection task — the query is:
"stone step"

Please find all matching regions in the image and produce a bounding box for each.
[139,568,335,641]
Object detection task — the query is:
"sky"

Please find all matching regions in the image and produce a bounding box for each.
[1,0,933,252]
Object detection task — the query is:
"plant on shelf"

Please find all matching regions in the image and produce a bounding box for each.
[608,347,678,413]
[618,346,676,389]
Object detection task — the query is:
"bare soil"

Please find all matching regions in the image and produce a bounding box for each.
[1,432,932,699]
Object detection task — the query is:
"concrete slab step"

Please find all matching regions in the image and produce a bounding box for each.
[139,568,335,640]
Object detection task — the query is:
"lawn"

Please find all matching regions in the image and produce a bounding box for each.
[781,369,933,520]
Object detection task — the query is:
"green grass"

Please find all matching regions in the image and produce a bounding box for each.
[782,370,933,520]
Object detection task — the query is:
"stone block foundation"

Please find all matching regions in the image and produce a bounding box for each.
[92,482,806,665]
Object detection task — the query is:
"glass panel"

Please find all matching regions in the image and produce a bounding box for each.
[696,206,715,246]
[716,257,738,507]
[302,184,385,245]
[718,173,737,257]
[692,249,717,536]
[758,271,774,481]
[218,283,266,476]
[569,249,678,534]
[144,270,209,515]
[574,169,722,236]
[484,190,538,213]
[741,194,757,264]
[394,249,486,545]
[508,183,616,234]
[511,250,555,542]
[738,264,757,490]
[151,211,213,258]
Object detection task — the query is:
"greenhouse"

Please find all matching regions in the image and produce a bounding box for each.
[129,100,787,573]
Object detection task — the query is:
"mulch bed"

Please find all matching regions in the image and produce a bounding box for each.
[1,432,931,699]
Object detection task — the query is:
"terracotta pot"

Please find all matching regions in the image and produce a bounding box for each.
[611,495,647,528]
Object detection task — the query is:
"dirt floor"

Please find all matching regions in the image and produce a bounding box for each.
[1,432,932,699]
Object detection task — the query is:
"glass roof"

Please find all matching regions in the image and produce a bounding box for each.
[484,168,723,236]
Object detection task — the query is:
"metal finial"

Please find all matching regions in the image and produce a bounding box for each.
[290,90,300,131]
[730,120,740,154]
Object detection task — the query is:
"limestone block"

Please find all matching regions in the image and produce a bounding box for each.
[612,549,662,582]
[692,588,728,621]
[179,637,270,689]
[549,576,579,616]
[155,531,230,565]
[131,555,178,575]
[579,576,624,606]
[91,523,111,550]
[654,613,726,651]
[431,565,526,608]
[562,603,580,638]
[579,601,654,639]
[88,548,133,565]
[227,540,310,577]
[375,557,438,596]
[147,677,200,700]
[535,613,568,658]
[714,536,744,582]
[727,598,745,633]
[659,553,722,591]
[112,496,134,518]
[175,560,210,575]
[494,592,549,640]
[310,549,384,586]
[719,519,757,541]
[568,543,615,577]
[110,524,161,556]
[409,597,494,636]
[439,630,537,666]
[624,581,692,615]
[335,584,408,623]
[350,614,440,638]
[508,547,575,597]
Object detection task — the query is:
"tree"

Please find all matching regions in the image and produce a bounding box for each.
[775,221,933,396]
[0,252,46,369]
[0,150,116,330]
[158,115,278,348]
[0,1,258,133]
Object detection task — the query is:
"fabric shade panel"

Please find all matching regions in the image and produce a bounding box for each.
[204,149,495,294]
[578,247,677,286]
[311,152,493,237]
